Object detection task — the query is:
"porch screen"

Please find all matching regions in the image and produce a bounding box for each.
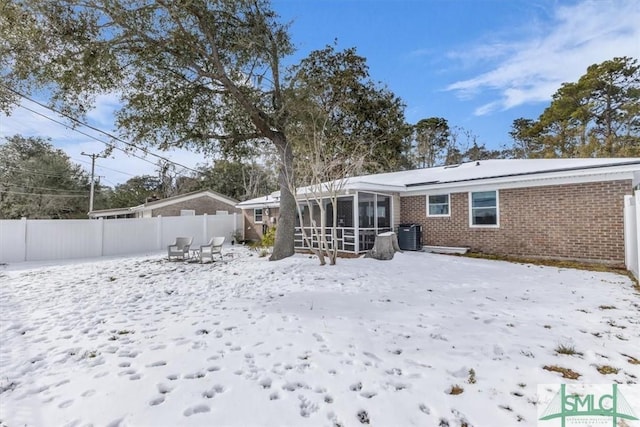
[326,198,354,227]
[358,193,391,229]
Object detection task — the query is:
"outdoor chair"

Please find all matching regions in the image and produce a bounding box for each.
[167,237,193,261]
[200,236,225,263]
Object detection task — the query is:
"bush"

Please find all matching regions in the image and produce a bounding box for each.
[261,226,276,247]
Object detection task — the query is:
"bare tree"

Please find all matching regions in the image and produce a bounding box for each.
[285,46,404,265]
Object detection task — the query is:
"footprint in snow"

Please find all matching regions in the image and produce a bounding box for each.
[118,351,139,358]
[183,404,210,416]
[385,368,402,376]
[203,384,225,398]
[350,382,362,392]
[58,399,74,409]
[419,403,431,414]
[146,360,167,368]
[259,378,272,389]
[149,396,165,406]
[184,371,206,379]
[362,351,382,361]
[299,395,319,417]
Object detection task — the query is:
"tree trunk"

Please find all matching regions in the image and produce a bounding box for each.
[365,232,402,260]
[270,133,296,261]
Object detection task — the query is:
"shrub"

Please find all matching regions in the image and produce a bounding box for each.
[261,226,276,247]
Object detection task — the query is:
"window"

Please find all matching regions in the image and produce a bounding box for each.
[254,208,263,223]
[427,194,450,217]
[470,191,499,227]
[180,209,195,216]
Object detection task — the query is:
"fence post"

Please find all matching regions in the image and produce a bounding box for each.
[21,217,27,262]
[203,213,208,243]
[98,217,105,257]
[233,212,238,240]
[157,215,163,250]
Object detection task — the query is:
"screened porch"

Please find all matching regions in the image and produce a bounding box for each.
[294,191,393,254]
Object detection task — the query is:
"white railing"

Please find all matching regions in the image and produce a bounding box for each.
[0,214,240,263]
[294,226,356,253]
[294,226,393,253]
[624,190,639,280]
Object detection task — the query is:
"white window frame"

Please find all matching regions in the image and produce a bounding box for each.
[427,194,450,217]
[254,208,263,223]
[180,209,196,216]
[469,190,499,228]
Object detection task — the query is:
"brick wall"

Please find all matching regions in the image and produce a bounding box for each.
[151,196,241,217]
[243,207,279,242]
[400,180,632,264]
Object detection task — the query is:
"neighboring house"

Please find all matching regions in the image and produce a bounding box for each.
[89,189,241,219]
[237,158,640,265]
[236,195,281,242]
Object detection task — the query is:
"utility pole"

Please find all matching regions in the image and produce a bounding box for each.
[81,152,106,214]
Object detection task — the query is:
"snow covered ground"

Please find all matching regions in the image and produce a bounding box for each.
[1,247,638,427]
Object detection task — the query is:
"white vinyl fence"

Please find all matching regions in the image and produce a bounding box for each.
[0,214,241,263]
[624,190,640,280]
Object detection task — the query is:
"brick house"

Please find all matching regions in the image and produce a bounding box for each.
[236,195,280,242]
[89,189,241,219]
[237,158,640,265]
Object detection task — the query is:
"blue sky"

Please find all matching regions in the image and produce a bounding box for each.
[2,0,639,186]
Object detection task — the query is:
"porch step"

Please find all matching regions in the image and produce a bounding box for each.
[422,245,469,255]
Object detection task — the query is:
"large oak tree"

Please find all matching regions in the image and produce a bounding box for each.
[1,0,297,259]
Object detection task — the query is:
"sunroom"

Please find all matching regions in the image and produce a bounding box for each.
[294,191,395,254]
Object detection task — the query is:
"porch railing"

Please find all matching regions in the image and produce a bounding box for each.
[294,226,392,253]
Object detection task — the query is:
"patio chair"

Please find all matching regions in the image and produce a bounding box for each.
[167,237,193,261]
[200,236,225,263]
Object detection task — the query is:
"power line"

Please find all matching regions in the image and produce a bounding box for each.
[0,190,88,198]
[72,157,136,177]
[3,165,82,178]
[101,177,119,187]
[14,102,160,168]
[2,183,88,194]
[3,84,201,173]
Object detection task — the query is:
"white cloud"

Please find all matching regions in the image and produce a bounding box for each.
[86,92,122,127]
[446,0,640,115]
